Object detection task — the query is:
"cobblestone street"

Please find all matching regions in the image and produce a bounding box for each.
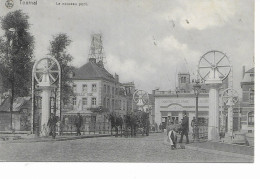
[0,133,247,162]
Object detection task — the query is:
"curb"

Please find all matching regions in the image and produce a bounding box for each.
[0,134,112,143]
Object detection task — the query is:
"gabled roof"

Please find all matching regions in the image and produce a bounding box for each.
[72,61,115,82]
[0,97,31,112]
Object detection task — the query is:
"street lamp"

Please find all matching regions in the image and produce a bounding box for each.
[193,80,201,141]
[8,28,16,132]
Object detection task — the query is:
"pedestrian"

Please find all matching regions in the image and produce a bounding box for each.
[75,113,83,136]
[47,113,57,139]
[167,121,178,150]
[179,111,189,144]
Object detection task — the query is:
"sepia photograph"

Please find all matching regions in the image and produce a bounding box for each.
[0,0,255,165]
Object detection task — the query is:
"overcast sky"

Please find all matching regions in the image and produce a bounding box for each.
[0,0,254,94]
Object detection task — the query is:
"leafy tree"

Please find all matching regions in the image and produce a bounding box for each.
[48,33,74,107]
[0,10,34,130]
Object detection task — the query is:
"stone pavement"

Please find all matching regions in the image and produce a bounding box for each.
[0,133,251,162]
[1,132,254,162]
[163,132,254,162]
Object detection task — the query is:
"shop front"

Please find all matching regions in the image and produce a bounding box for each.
[154,93,209,132]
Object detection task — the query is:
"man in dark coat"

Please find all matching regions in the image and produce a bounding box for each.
[47,113,57,139]
[75,113,83,136]
[179,111,189,144]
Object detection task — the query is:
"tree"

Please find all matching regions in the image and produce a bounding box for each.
[48,33,74,110]
[0,10,34,130]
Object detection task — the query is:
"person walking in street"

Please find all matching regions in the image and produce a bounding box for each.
[75,113,83,136]
[167,121,178,150]
[47,113,57,139]
[179,111,189,144]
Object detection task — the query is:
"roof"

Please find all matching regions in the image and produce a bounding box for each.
[0,97,31,112]
[72,61,115,82]
[245,68,254,73]
[241,67,254,83]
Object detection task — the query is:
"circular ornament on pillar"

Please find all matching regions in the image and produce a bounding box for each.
[222,88,239,106]
[198,50,231,81]
[133,90,149,108]
[33,57,61,85]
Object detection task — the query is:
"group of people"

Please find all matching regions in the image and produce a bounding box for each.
[167,111,189,150]
[47,112,83,139]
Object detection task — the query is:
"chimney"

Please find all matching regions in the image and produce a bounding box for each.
[89,58,96,63]
[97,60,104,68]
[115,73,119,83]
[242,66,245,78]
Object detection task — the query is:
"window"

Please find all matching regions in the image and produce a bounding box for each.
[115,88,118,95]
[107,98,110,109]
[119,100,122,110]
[249,89,254,104]
[72,97,77,106]
[248,111,254,126]
[103,97,106,107]
[91,97,96,106]
[73,84,77,93]
[63,98,68,106]
[107,86,110,94]
[112,99,114,110]
[82,84,87,92]
[181,76,186,83]
[37,97,42,108]
[92,84,97,92]
[50,97,55,109]
[122,100,125,110]
[112,87,114,95]
[82,98,87,106]
[250,74,254,82]
[104,85,106,93]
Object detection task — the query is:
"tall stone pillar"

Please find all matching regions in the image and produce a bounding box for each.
[40,87,52,136]
[227,98,234,137]
[206,82,222,140]
[38,71,54,137]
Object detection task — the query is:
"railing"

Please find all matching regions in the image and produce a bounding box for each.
[60,121,112,135]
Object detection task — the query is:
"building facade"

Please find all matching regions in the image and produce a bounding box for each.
[154,73,229,133]
[61,58,134,133]
[240,67,254,133]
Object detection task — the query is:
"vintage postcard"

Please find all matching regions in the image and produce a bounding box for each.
[0,0,255,164]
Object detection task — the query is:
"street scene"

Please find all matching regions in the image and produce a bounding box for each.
[0,0,255,163]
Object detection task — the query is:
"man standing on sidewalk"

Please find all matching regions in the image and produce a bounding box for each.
[179,111,189,144]
[75,113,83,136]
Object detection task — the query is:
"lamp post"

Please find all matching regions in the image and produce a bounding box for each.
[8,28,16,132]
[193,80,201,141]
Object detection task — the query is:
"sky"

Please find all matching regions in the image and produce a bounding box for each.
[0,0,254,94]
